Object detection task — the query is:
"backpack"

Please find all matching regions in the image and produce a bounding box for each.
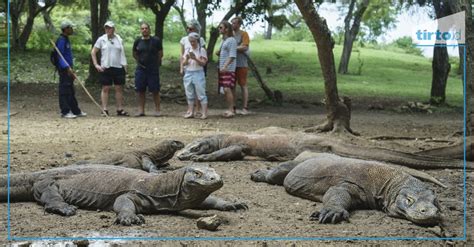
[50,49,59,69]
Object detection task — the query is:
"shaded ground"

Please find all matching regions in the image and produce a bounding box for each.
[0,83,471,246]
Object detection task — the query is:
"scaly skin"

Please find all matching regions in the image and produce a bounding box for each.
[251,153,442,226]
[177,127,466,169]
[1,164,248,226]
[75,140,185,172]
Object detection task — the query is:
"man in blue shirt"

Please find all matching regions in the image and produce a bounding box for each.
[56,20,86,119]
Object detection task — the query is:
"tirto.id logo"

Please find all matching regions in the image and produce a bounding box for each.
[416,29,462,41]
[412,11,465,45]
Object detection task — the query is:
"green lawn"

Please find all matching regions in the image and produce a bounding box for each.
[1,39,464,107]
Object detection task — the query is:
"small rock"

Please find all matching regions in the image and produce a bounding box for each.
[196,215,222,231]
[73,239,90,247]
[65,152,73,158]
[2,130,7,135]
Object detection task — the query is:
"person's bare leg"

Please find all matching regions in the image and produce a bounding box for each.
[137,91,146,115]
[101,85,111,111]
[224,88,234,114]
[115,85,125,110]
[242,85,248,109]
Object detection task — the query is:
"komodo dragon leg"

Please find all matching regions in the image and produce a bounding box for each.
[309,183,362,224]
[195,195,248,211]
[141,156,169,173]
[250,160,301,185]
[33,179,77,216]
[191,145,247,162]
[113,193,146,226]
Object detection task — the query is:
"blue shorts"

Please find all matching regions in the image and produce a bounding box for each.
[135,69,160,92]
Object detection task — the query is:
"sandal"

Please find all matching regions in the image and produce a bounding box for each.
[222,111,235,118]
[117,109,129,117]
[101,110,109,117]
[134,113,145,117]
[184,111,194,119]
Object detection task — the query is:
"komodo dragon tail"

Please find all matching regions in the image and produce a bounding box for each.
[331,143,468,170]
[0,173,37,202]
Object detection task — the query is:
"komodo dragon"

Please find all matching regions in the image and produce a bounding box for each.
[177,128,466,169]
[250,152,443,226]
[0,164,248,226]
[75,140,185,172]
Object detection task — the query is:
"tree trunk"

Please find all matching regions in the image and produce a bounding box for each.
[195,0,208,40]
[464,0,473,136]
[430,46,451,105]
[173,1,187,32]
[148,0,174,40]
[86,0,108,85]
[265,8,274,40]
[338,0,369,74]
[430,0,452,105]
[206,26,219,62]
[206,0,251,61]
[9,0,26,49]
[295,0,357,135]
[42,6,55,32]
[16,0,56,50]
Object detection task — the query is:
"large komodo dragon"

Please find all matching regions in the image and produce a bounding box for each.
[177,127,466,169]
[0,164,248,226]
[251,151,444,225]
[75,140,185,172]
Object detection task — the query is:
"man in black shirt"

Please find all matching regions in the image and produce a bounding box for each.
[132,22,163,117]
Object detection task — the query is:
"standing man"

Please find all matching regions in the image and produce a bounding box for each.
[231,16,250,115]
[133,22,163,117]
[91,21,129,117]
[216,21,237,118]
[56,20,86,119]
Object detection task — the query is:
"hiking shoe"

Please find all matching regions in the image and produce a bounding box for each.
[101,110,109,117]
[241,108,249,115]
[61,112,77,119]
[154,111,161,117]
[134,112,145,117]
[77,112,87,117]
[184,112,193,119]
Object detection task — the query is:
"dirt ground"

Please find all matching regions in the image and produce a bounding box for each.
[0,82,472,246]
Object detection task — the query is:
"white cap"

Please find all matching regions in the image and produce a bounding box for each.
[104,21,115,27]
[60,20,75,30]
[188,32,200,41]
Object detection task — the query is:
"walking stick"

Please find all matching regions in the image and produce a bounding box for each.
[50,39,109,117]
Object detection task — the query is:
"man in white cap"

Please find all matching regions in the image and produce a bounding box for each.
[91,20,129,117]
[55,20,86,119]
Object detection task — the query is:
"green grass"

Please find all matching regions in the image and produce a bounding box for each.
[1,39,464,107]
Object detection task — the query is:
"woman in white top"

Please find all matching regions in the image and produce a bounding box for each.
[91,21,129,116]
[180,20,206,117]
[181,32,208,119]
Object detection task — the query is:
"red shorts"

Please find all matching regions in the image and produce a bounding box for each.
[235,67,248,86]
[218,71,236,92]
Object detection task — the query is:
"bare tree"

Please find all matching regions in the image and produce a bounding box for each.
[294,0,357,135]
[338,0,369,74]
[86,0,109,85]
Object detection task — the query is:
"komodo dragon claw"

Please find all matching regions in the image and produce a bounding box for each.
[222,202,249,211]
[115,213,146,226]
[309,208,350,224]
[45,204,77,216]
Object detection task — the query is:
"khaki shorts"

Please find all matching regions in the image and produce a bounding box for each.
[235,67,248,86]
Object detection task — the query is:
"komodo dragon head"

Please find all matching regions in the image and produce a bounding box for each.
[386,184,441,226]
[182,165,223,192]
[177,135,224,160]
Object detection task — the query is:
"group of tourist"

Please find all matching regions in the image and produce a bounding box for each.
[54,16,251,120]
